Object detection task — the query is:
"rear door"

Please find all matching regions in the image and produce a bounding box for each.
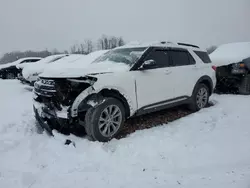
[168,48,198,97]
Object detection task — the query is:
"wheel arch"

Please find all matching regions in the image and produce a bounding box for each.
[193,75,214,96]
[76,88,131,118]
[98,89,131,118]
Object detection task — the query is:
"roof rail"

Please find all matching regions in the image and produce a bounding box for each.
[162,41,176,44]
[177,42,200,48]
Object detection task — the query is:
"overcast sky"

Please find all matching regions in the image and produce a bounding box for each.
[0,0,249,54]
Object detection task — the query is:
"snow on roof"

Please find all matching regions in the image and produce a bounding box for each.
[22,54,68,79]
[116,41,204,51]
[0,57,41,69]
[210,42,250,66]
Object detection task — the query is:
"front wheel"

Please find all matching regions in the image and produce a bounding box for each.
[84,97,125,142]
[189,84,210,111]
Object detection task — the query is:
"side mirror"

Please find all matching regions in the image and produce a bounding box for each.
[140,59,156,69]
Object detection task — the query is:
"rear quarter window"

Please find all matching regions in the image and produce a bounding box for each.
[194,51,211,63]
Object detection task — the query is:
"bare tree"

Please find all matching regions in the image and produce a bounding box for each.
[117,37,125,47]
[0,50,53,64]
[97,35,125,50]
[70,44,77,54]
[84,39,93,54]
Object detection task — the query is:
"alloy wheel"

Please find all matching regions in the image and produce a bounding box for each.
[196,87,208,109]
[98,104,122,137]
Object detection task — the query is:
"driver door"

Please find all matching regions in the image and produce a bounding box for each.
[133,48,176,110]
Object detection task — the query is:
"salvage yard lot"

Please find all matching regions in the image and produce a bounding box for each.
[1,80,250,188]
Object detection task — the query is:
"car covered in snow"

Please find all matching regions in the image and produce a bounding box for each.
[33,41,216,142]
[0,57,41,79]
[21,54,69,85]
[210,42,250,94]
[41,50,109,78]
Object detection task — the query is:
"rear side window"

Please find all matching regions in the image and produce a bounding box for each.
[169,50,194,66]
[194,51,211,63]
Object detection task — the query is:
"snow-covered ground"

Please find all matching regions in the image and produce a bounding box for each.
[1,80,250,188]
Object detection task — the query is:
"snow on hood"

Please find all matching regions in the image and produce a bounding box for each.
[40,61,130,78]
[22,54,68,79]
[40,50,110,78]
[0,57,41,70]
[210,42,250,66]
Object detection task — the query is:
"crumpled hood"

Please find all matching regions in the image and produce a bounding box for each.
[40,61,130,78]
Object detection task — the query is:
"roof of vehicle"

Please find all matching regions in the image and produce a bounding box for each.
[210,42,250,66]
[0,57,42,69]
[116,41,205,51]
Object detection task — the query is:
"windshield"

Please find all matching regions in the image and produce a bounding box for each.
[93,47,147,66]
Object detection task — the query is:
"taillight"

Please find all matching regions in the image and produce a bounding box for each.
[239,63,245,68]
[212,66,217,71]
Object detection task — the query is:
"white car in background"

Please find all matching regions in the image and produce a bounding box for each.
[22,50,108,85]
[0,57,41,79]
[21,54,69,85]
[42,50,109,78]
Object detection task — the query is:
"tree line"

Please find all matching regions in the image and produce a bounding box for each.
[0,34,217,65]
[0,35,125,64]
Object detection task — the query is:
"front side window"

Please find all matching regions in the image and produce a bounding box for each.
[93,47,147,66]
[143,50,170,69]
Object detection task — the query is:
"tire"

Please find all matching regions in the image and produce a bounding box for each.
[189,83,210,111]
[238,74,250,95]
[84,97,125,142]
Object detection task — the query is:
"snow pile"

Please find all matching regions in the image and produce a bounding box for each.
[1,80,250,187]
[210,42,250,66]
[41,50,110,78]
[22,54,67,81]
[0,57,41,70]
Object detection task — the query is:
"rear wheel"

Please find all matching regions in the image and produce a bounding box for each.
[238,74,250,95]
[189,84,209,111]
[84,97,125,142]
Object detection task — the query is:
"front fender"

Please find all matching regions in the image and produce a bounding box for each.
[70,85,137,118]
[70,86,96,117]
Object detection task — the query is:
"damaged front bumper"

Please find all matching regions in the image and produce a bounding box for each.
[32,77,99,135]
[33,96,70,136]
[33,105,54,136]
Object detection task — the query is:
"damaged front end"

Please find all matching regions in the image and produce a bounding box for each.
[33,76,98,135]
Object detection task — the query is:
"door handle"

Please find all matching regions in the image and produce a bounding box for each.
[164,69,172,75]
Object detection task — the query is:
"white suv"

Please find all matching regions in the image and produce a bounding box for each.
[33,42,216,142]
